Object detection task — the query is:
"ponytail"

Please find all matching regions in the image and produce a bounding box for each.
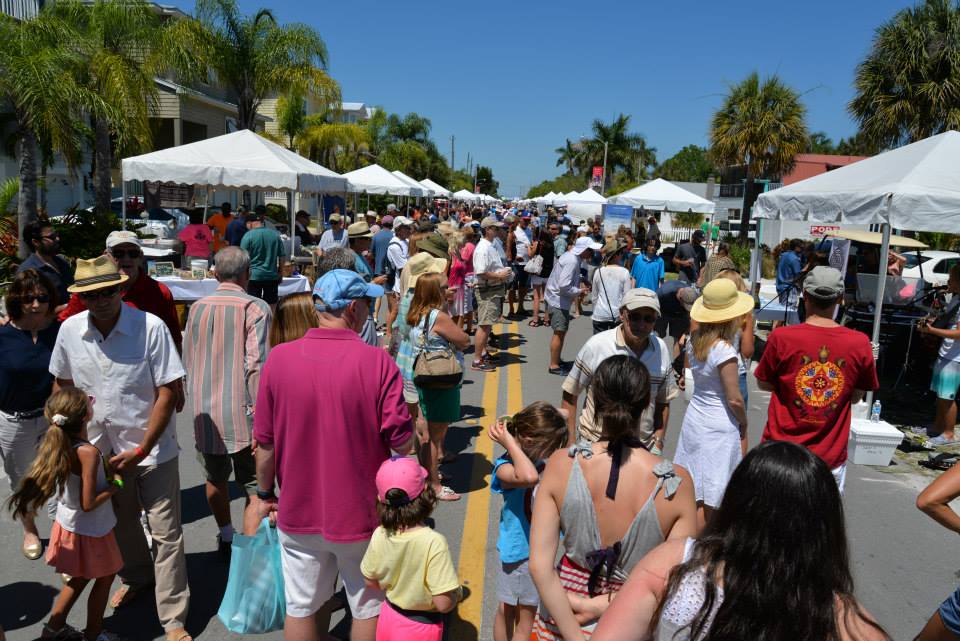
[6,386,89,521]
[589,355,651,445]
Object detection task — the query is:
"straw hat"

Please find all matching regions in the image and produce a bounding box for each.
[403,252,448,291]
[347,221,372,239]
[67,255,129,293]
[689,278,753,323]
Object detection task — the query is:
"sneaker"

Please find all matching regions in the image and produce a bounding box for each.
[907,426,931,436]
[217,534,232,560]
[925,434,959,449]
[471,360,496,372]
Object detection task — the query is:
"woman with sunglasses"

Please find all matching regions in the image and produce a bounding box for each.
[0,268,60,560]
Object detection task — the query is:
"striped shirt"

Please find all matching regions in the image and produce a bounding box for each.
[562,326,678,447]
[183,282,271,455]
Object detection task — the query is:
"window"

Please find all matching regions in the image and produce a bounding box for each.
[934,258,958,274]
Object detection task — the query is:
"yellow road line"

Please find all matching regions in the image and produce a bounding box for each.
[454,322,523,639]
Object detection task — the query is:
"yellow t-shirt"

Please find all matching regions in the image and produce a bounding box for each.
[360,525,460,611]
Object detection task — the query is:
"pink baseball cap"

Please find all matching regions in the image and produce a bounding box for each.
[376,456,428,505]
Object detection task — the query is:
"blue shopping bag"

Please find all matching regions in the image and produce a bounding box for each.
[217,518,286,634]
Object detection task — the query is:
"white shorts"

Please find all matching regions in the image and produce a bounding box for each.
[278,529,383,619]
[403,378,419,405]
[832,463,846,495]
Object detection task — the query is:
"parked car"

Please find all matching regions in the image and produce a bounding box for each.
[136,207,190,240]
[902,250,960,286]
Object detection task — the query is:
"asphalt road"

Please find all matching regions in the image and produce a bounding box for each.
[2,305,958,640]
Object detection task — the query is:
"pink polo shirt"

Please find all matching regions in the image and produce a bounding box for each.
[254,327,413,541]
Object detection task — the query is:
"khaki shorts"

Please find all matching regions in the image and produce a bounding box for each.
[475,285,505,326]
[548,304,571,333]
[196,446,257,494]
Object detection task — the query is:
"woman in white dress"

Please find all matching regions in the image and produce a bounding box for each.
[674,278,753,527]
[591,238,632,334]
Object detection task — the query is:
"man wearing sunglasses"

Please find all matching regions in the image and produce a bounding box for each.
[58,231,182,353]
[560,288,679,455]
[17,220,73,313]
[50,255,191,640]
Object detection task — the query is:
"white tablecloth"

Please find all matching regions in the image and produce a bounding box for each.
[157,275,311,301]
[754,297,800,325]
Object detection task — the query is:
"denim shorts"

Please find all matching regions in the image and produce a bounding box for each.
[940,583,960,635]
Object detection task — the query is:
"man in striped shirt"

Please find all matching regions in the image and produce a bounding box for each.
[183,246,272,557]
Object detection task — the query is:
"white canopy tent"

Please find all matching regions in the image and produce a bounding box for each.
[390,170,428,197]
[754,130,960,403]
[607,178,715,213]
[120,129,348,257]
[566,188,607,220]
[452,189,480,202]
[573,188,607,203]
[341,164,419,196]
[419,178,451,198]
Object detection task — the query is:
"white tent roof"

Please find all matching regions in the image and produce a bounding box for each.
[121,129,347,192]
[342,164,418,195]
[608,178,715,213]
[419,178,451,197]
[754,130,960,233]
[390,170,428,197]
[564,188,606,203]
[452,189,479,202]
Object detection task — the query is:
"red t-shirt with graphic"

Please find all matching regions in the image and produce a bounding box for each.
[755,323,878,468]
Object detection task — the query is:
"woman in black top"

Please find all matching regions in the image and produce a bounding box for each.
[529,226,556,327]
[0,269,60,559]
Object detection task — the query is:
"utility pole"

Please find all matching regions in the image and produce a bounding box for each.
[450,135,455,171]
[601,140,609,195]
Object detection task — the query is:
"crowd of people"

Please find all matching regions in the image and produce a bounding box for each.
[3,201,960,641]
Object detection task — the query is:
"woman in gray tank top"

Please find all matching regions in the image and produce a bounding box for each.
[591,442,889,641]
[529,356,697,640]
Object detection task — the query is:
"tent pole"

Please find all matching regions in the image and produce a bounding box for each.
[121,179,127,230]
[865,217,892,407]
[288,191,295,261]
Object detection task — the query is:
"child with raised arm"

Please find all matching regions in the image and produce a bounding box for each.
[489,401,569,641]
[8,387,123,641]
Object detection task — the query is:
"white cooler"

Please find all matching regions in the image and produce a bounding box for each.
[847,418,904,466]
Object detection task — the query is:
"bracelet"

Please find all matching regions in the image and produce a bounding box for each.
[256,487,276,501]
[134,446,146,458]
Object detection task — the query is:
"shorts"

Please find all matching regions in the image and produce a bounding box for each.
[195,446,257,494]
[655,314,690,343]
[548,305,571,333]
[511,265,530,290]
[248,279,279,304]
[418,385,461,424]
[403,378,420,405]
[377,600,444,641]
[931,359,960,401]
[475,286,505,326]
[530,275,547,288]
[496,559,539,607]
[449,285,473,317]
[278,529,383,619]
[940,583,960,636]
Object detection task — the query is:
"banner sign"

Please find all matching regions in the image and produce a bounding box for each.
[810,224,840,237]
[602,203,633,235]
[145,182,194,209]
[828,238,851,277]
[590,166,603,189]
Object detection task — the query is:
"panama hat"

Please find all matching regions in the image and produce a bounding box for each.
[402,252,448,292]
[689,278,753,323]
[68,255,129,293]
[347,221,373,239]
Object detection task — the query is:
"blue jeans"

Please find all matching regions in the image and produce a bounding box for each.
[738,372,749,405]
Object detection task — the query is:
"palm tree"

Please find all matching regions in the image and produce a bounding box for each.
[184,0,340,132]
[49,0,171,214]
[296,116,370,171]
[554,138,580,175]
[0,14,105,257]
[274,89,307,149]
[579,114,656,189]
[710,72,808,240]
[850,0,960,149]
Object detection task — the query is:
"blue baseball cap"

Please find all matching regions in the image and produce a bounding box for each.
[312,269,384,311]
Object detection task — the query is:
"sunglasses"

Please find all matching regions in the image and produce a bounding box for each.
[110,249,141,259]
[40,233,59,241]
[79,286,120,301]
[24,294,51,304]
[626,312,657,324]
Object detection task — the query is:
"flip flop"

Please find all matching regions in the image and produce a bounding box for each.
[436,486,461,501]
[165,629,192,641]
[528,319,541,327]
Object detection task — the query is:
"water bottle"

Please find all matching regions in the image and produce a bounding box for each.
[870,400,882,423]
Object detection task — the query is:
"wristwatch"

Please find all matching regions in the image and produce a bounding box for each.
[256,487,276,501]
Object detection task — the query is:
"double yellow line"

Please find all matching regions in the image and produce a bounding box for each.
[453,322,523,640]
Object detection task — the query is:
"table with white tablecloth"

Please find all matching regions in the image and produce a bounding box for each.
[754,296,800,325]
[156,275,311,301]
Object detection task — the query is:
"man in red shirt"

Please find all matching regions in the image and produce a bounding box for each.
[59,231,182,352]
[254,269,414,641]
[755,266,878,492]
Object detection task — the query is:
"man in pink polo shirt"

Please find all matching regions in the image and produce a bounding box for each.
[254,269,414,641]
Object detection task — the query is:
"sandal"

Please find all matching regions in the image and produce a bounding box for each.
[165,628,192,641]
[528,319,542,327]
[436,486,461,501]
[920,452,959,471]
[110,582,152,609]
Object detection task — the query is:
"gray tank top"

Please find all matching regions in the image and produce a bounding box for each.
[56,441,117,537]
[560,441,682,585]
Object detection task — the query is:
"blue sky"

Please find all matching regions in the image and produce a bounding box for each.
[174,0,913,196]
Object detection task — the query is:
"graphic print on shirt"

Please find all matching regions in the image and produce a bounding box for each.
[793,345,846,419]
